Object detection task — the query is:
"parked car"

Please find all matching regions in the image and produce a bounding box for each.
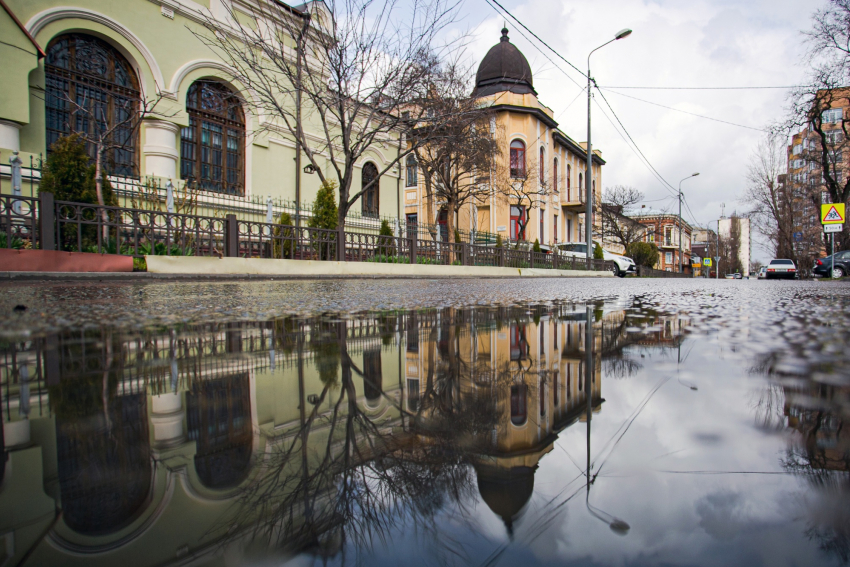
[725,273,743,279]
[812,250,850,278]
[765,259,797,280]
[555,242,637,277]
[757,266,767,279]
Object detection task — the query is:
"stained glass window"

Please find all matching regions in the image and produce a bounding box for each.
[181,81,245,195]
[45,34,140,177]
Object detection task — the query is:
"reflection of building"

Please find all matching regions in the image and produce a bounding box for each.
[1,306,644,562]
[718,215,751,277]
[0,319,404,566]
[783,381,849,473]
[405,306,612,532]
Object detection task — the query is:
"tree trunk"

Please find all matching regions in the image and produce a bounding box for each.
[446,199,456,264]
[95,148,109,243]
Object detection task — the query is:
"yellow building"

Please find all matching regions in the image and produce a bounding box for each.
[403,28,604,248]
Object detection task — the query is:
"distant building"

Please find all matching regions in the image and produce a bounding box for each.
[718,215,751,277]
[631,209,693,273]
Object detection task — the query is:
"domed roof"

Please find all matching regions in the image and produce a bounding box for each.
[476,465,536,535]
[473,28,536,97]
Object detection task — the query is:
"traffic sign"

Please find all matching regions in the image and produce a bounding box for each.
[824,223,843,233]
[821,203,846,224]
[793,231,803,242]
[703,258,712,266]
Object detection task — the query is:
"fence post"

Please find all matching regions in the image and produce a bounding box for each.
[498,247,505,267]
[461,242,469,266]
[335,226,343,261]
[39,192,55,251]
[225,214,238,257]
[409,235,417,264]
[528,250,533,269]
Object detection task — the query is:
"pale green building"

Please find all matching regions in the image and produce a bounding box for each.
[0,0,401,223]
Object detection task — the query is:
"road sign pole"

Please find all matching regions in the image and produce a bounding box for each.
[832,233,835,277]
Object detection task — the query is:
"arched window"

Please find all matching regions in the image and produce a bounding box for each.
[567,163,571,195]
[552,158,558,192]
[45,34,140,177]
[511,384,528,426]
[510,140,526,178]
[362,162,380,217]
[539,147,545,184]
[181,81,245,195]
[406,154,417,187]
[578,172,583,191]
[187,373,252,490]
[363,348,383,407]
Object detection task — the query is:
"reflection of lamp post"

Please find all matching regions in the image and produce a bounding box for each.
[585,305,593,489]
[585,29,633,260]
[677,376,698,391]
[586,497,631,535]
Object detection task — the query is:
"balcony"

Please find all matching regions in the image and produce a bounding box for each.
[561,190,585,212]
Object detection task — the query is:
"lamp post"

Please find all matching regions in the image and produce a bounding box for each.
[677,173,699,272]
[586,28,632,260]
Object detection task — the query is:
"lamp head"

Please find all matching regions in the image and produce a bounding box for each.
[615,28,633,40]
[692,172,700,177]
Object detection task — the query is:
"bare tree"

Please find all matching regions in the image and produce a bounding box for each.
[745,133,797,259]
[60,90,165,238]
[599,185,645,252]
[195,0,462,236]
[786,0,850,248]
[492,137,549,247]
[411,85,500,253]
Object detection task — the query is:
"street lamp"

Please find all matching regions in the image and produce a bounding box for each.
[678,173,699,272]
[586,28,633,260]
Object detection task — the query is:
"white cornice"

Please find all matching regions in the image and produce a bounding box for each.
[26,7,165,91]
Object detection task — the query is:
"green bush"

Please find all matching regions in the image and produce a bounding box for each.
[272,212,294,259]
[0,232,24,250]
[368,254,410,264]
[378,219,395,256]
[454,229,462,243]
[533,238,541,253]
[626,241,659,268]
[40,134,118,251]
[593,242,604,260]
[495,234,503,248]
[308,181,338,260]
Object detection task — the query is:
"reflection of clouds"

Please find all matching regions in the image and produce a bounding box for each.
[696,491,747,541]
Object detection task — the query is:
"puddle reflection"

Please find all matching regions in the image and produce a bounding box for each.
[1,302,847,566]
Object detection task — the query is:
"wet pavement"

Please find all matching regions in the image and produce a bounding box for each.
[1,278,849,566]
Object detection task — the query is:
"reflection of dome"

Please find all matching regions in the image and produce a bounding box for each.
[473,28,535,97]
[476,465,536,535]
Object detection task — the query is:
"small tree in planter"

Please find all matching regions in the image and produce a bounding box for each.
[272,212,294,259]
[533,238,541,253]
[308,180,339,260]
[40,134,118,251]
[377,219,395,259]
[594,243,604,260]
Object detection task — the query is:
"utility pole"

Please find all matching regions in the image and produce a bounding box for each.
[678,173,699,273]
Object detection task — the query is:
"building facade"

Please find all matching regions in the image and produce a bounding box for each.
[0,0,400,224]
[403,28,604,248]
[718,215,751,277]
[632,209,693,273]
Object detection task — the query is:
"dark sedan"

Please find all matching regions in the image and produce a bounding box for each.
[813,250,850,278]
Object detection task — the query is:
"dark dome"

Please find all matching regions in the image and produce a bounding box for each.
[473,28,535,97]
[476,465,536,535]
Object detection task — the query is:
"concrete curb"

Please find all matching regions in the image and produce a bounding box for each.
[144,256,615,279]
[0,257,614,282]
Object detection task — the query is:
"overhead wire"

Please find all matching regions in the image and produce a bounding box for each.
[603,85,808,91]
[599,87,769,132]
[483,0,587,79]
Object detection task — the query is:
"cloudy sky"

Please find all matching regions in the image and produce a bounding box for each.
[447,0,826,261]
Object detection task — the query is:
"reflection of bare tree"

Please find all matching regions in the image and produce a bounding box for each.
[214,318,498,563]
[602,358,642,380]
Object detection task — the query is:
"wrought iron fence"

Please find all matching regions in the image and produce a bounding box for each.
[1,192,614,272]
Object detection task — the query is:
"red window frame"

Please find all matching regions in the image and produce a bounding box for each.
[510,205,526,241]
[510,140,526,178]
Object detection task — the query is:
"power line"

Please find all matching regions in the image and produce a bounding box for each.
[594,88,680,195]
[603,85,808,91]
[600,87,768,132]
[483,0,587,79]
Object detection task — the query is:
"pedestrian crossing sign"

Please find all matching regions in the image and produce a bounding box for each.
[821,203,846,224]
[703,258,712,266]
